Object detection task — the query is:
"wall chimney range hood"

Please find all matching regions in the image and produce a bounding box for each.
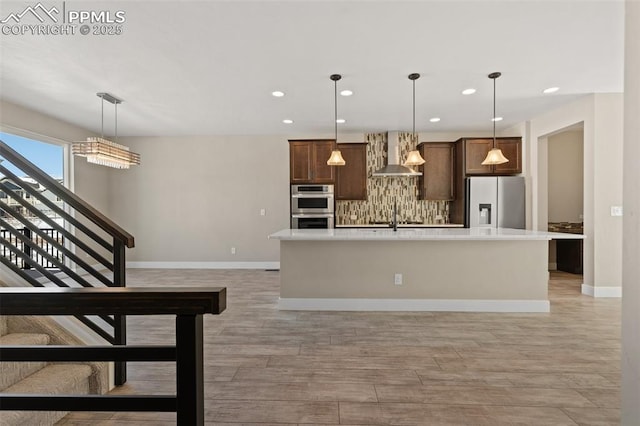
[372,132,422,177]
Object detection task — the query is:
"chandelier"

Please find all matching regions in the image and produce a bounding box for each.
[73,93,140,169]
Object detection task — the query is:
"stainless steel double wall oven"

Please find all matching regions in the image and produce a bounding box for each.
[290,184,334,229]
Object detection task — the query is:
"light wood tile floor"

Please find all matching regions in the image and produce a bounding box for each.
[57,270,620,425]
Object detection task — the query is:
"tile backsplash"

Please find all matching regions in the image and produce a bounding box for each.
[336,132,450,225]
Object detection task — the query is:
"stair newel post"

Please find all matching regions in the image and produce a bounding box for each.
[176,314,205,425]
[113,237,127,385]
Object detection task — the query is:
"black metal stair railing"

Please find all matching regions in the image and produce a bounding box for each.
[0,287,227,426]
[0,227,64,269]
[0,139,135,385]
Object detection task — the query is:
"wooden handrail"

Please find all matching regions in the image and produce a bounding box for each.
[0,140,135,248]
[0,287,227,315]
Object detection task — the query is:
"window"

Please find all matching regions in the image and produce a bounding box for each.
[0,132,63,180]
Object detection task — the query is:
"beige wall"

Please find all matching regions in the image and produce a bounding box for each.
[526,93,623,292]
[593,94,624,289]
[622,1,640,422]
[109,136,290,264]
[547,130,584,223]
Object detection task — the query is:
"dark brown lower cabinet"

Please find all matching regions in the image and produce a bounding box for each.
[556,239,583,274]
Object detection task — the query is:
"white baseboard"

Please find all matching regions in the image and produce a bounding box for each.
[127,261,280,270]
[278,298,550,313]
[581,284,622,298]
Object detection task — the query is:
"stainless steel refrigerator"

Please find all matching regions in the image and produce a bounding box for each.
[465,176,525,229]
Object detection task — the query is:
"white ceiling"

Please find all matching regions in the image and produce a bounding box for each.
[0,1,624,137]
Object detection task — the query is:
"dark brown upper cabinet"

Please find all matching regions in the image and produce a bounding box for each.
[335,143,367,200]
[417,142,455,201]
[493,138,523,175]
[289,139,336,184]
[458,137,522,175]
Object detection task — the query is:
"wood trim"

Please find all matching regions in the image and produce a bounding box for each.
[0,287,227,315]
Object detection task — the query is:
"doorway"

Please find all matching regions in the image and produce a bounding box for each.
[546,124,584,286]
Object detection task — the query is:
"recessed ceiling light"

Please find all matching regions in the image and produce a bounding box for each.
[543,87,559,94]
[282,119,293,124]
[340,90,353,96]
[429,117,441,123]
[462,88,476,95]
[491,117,503,122]
[271,91,285,97]
[336,119,346,124]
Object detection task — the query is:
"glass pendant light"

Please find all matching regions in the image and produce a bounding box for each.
[481,72,509,166]
[404,73,425,167]
[73,93,141,169]
[404,150,425,166]
[327,74,346,166]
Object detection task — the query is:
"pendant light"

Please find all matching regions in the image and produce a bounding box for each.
[403,73,425,167]
[481,72,509,166]
[326,74,346,166]
[73,93,141,169]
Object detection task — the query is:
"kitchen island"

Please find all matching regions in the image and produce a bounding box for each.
[269,228,583,313]
[335,223,465,228]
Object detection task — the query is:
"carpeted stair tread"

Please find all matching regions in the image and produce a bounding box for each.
[0,333,50,345]
[0,333,50,391]
[2,363,92,394]
[1,364,93,426]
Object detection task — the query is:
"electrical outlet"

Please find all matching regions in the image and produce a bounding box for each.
[260,209,266,216]
[394,273,403,285]
[231,247,236,254]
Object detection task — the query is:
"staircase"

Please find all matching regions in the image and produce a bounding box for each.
[0,139,134,424]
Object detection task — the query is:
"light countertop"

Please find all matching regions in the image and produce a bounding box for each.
[269,227,585,241]
[336,224,464,228]
[548,222,584,234]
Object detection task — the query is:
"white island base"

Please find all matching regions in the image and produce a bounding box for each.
[270,228,583,313]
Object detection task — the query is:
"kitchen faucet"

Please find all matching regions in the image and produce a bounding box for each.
[390,201,398,232]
